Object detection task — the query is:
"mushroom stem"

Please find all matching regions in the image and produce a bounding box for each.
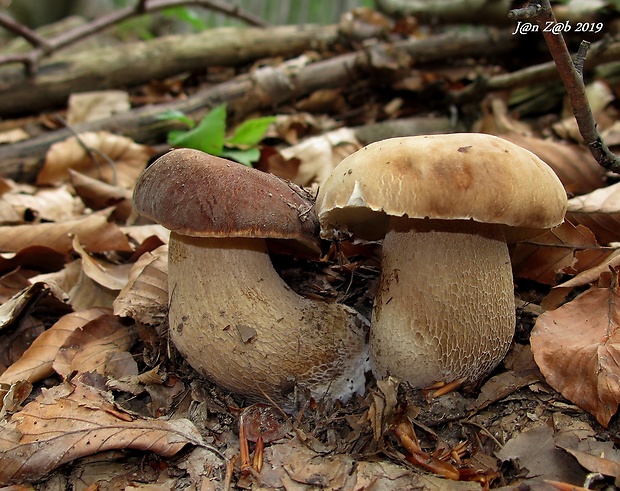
[168,232,369,410]
[369,217,515,387]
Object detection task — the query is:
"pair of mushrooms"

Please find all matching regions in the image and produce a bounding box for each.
[133,133,567,410]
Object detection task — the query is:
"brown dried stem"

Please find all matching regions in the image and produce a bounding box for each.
[509,0,620,174]
[0,0,268,75]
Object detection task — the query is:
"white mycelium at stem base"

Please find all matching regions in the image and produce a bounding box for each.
[168,232,369,410]
[369,218,515,386]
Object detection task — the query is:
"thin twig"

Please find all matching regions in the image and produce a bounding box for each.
[0,12,53,50]
[450,38,620,103]
[0,0,268,74]
[508,0,620,174]
[574,41,590,76]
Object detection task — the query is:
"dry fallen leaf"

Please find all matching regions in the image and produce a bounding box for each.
[531,273,620,427]
[72,236,132,291]
[566,181,620,246]
[53,314,138,379]
[0,377,203,485]
[38,131,153,189]
[0,308,111,387]
[113,245,168,325]
[67,267,119,311]
[279,127,361,187]
[497,424,587,485]
[66,90,131,125]
[511,221,614,285]
[0,212,132,254]
[69,169,133,222]
[0,185,82,225]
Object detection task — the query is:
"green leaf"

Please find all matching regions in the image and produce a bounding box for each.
[158,109,195,129]
[168,104,227,155]
[226,116,276,147]
[162,7,208,31]
[221,147,260,167]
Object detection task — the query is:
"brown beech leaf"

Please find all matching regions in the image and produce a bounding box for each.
[0,378,203,485]
[66,267,119,311]
[541,249,620,310]
[0,185,81,225]
[556,250,620,291]
[72,237,131,291]
[278,127,361,187]
[66,90,130,125]
[567,181,620,246]
[0,308,110,386]
[69,169,133,222]
[38,131,153,189]
[0,282,70,331]
[511,221,613,285]
[53,314,138,379]
[0,212,132,254]
[121,224,169,246]
[0,177,13,196]
[0,246,65,276]
[0,269,31,305]
[113,245,167,325]
[531,277,620,427]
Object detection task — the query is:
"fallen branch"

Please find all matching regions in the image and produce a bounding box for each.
[0,23,340,116]
[451,37,620,102]
[509,0,620,174]
[0,27,517,182]
[375,0,512,25]
[0,0,267,75]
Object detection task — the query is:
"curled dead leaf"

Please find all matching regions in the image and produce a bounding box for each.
[113,245,167,325]
[0,185,80,225]
[69,169,133,222]
[53,314,138,379]
[531,275,620,427]
[72,236,132,291]
[0,378,203,485]
[0,212,132,254]
[567,181,620,245]
[0,308,111,386]
[511,221,613,285]
[38,131,153,189]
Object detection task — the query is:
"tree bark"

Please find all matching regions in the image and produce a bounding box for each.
[0,28,517,182]
[0,24,340,116]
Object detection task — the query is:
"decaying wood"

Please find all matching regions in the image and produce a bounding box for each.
[375,0,513,25]
[0,24,341,116]
[0,27,517,182]
[451,38,620,102]
[0,0,268,75]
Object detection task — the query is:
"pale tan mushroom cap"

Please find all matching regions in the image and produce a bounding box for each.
[316,133,568,242]
[133,148,320,251]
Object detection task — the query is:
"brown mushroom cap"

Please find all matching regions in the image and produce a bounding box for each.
[133,148,319,250]
[132,148,369,408]
[316,133,568,242]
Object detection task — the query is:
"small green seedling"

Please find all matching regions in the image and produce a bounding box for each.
[158,104,276,166]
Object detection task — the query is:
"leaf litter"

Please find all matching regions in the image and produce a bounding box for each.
[0,9,620,490]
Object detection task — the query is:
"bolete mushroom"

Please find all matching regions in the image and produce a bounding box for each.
[316,134,567,387]
[133,148,368,411]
